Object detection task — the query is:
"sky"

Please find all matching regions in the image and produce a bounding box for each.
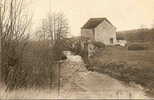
[29,0,154,36]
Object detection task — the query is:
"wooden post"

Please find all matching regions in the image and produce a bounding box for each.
[57,60,63,98]
[51,61,61,98]
[58,61,60,98]
[0,5,2,81]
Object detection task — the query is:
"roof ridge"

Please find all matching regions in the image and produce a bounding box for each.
[82,17,114,29]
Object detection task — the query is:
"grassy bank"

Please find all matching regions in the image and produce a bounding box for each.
[91,44,154,96]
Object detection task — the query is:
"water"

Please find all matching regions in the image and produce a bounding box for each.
[0,51,150,99]
[61,51,150,99]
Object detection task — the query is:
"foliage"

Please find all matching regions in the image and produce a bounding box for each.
[0,0,32,90]
[91,46,154,96]
[128,43,147,50]
[117,28,154,42]
[92,41,105,49]
[22,41,54,88]
[52,39,68,61]
[36,12,69,41]
[95,61,154,96]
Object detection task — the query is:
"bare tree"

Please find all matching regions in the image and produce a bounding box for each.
[36,12,69,42]
[0,0,32,90]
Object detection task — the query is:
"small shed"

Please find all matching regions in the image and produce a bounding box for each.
[81,18,117,45]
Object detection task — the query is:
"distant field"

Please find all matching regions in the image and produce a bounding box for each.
[91,43,154,97]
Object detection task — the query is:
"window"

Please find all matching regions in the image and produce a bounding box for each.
[110,38,113,44]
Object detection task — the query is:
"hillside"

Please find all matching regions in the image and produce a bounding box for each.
[117,28,154,42]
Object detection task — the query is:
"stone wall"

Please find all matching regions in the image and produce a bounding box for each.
[81,29,94,40]
[95,20,117,45]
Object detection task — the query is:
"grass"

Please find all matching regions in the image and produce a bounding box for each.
[0,84,58,99]
[91,43,154,96]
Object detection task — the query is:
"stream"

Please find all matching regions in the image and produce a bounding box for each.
[60,51,150,99]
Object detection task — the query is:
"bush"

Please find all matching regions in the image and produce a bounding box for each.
[52,39,69,61]
[128,43,147,50]
[21,41,54,88]
[79,49,88,63]
[1,40,30,90]
[23,39,68,88]
[92,41,105,49]
[1,40,62,90]
[72,41,82,55]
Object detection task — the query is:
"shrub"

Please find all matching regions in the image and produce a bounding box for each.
[52,39,74,61]
[128,43,147,50]
[2,40,65,90]
[21,41,54,88]
[1,40,30,90]
[79,49,88,63]
[92,41,105,49]
[72,41,82,55]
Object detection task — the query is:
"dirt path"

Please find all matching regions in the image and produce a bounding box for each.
[60,52,150,99]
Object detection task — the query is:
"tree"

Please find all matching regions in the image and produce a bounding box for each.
[138,25,148,42]
[0,0,32,90]
[35,12,70,90]
[36,12,70,42]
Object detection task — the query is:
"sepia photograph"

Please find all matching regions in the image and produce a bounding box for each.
[0,0,154,99]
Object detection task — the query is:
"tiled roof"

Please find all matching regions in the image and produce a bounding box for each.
[81,18,113,29]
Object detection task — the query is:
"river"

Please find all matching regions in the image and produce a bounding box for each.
[60,51,150,99]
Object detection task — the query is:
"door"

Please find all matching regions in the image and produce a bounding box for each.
[110,38,113,44]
